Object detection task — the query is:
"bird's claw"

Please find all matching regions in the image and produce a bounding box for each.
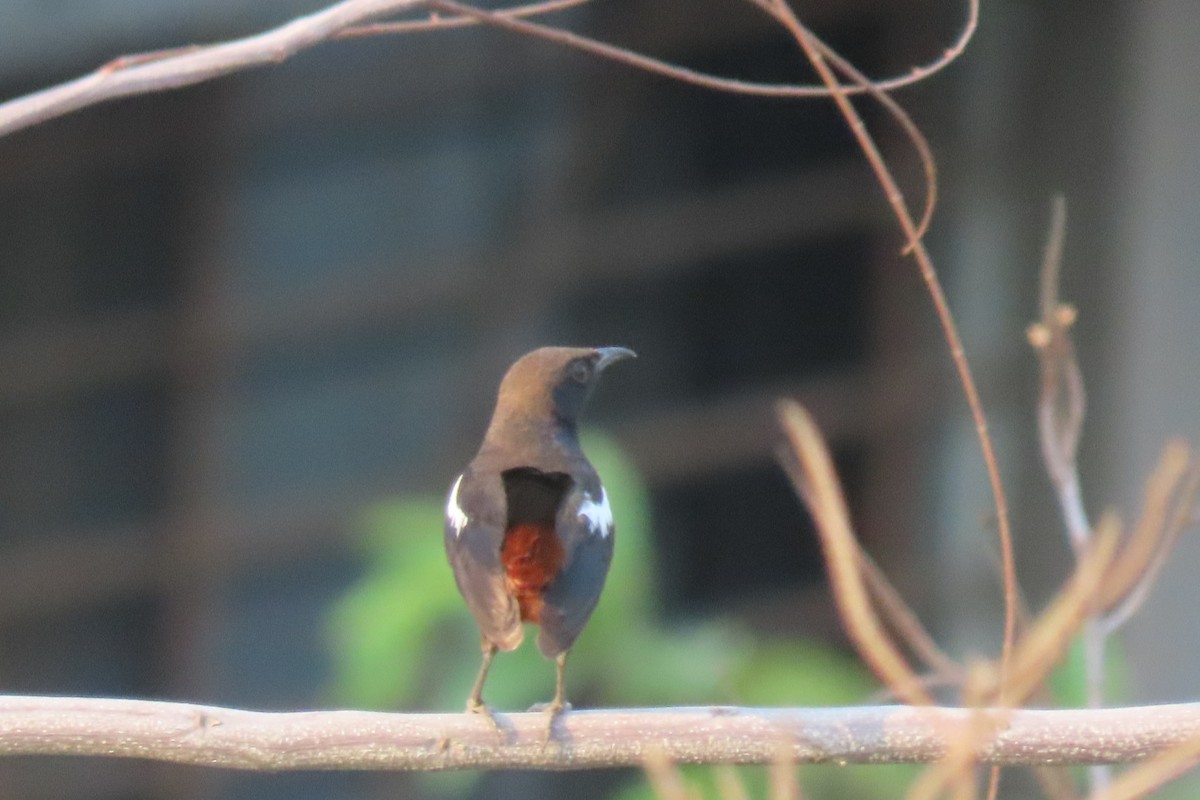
[528,700,571,743]
[467,699,505,740]
[527,700,571,714]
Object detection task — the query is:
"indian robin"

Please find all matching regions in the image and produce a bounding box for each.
[444,346,635,723]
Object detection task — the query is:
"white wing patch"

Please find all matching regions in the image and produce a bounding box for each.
[446,474,469,537]
[577,488,613,538]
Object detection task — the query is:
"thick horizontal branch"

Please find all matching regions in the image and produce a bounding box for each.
[1,696,1199,771]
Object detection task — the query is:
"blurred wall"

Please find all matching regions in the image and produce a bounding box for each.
[1117,0,1200,703]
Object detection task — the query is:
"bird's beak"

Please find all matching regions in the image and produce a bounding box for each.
[594,346,637,371]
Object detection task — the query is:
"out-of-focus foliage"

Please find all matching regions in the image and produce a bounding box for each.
[328,432,909,797]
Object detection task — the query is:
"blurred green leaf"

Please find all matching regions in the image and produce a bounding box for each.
[327,499,465,707]
[732,639,872,706]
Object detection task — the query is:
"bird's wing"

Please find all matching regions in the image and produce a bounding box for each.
[444,468,523,651]
[536,473,615,657]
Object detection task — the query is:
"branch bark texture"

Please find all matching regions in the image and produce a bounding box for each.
[1,696,1198,772]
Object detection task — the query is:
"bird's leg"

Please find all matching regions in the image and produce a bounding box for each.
[530,651,572,742]
[551,650,570,714]
[464,640,507,741]
[467,639,498,714]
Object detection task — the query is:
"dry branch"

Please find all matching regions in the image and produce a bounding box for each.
[1029,196,1200,795]
[8,0,1185,794]
[2,696,1200,771]
[858,549,961,682]
[1101,441,1199,625]
[761,1,1017,720]
[0,0,978,140]
[0,0,426,137]
[1094,731,1200,800]
[777,401,932,707]
[1029,195,1090,555]
[997,514,1119,706]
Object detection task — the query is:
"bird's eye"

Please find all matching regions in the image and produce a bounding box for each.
[569,360,592,384]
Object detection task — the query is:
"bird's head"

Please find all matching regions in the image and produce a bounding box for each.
[490,346,636,434]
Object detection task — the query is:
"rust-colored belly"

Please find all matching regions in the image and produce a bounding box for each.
[500,522,564,623]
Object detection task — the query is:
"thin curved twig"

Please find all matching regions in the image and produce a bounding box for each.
[759,8,1001,799]
[410,0,943,250]
[760,8,1014,798]
[643,746,695,800]
[1027,195,1109,795]
[807,36,940,251]
[0,0,977,141]
[421,0,977,101]
[338,0,589,36]
[1101,443,1199,632]
[1029,195,1090,553]
[1094,728,1200,800]
[1001,515,1120,705]
[777,401,933,707]
[858,549,962,681]
[762,0,1016,703]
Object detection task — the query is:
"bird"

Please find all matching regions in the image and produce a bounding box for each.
[444,346,635,724]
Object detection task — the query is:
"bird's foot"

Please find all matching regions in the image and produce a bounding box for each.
[467,698,506,741]
[528,699,571,743]
[527,699,572,714]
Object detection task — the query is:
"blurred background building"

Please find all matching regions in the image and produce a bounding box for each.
[0,0,1195,798]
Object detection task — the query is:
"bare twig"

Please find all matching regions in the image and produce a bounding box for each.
[715,765,752,800]
[644,745,697,800]
[1000,514,1120,705]
[1100,441,1199,629]
[0,0,429,137]
[1092,730,1200,800]
[1028,194,1110,796]
[424,0,976,105]
[339,0,589,35]
[801,33,940,250]
[1026,195,1200,796]
[1034,765,1083,800]
[906,697,991,800]
[777,401,932,707]
[859,549,963,681]
[0,0,979,140]
[1,696,1200,770]
[764,0,1016,726]
[901,511,1121,800]
[983,752,1001,800]
[1029,195,1090,554]
[769,742,803,800]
